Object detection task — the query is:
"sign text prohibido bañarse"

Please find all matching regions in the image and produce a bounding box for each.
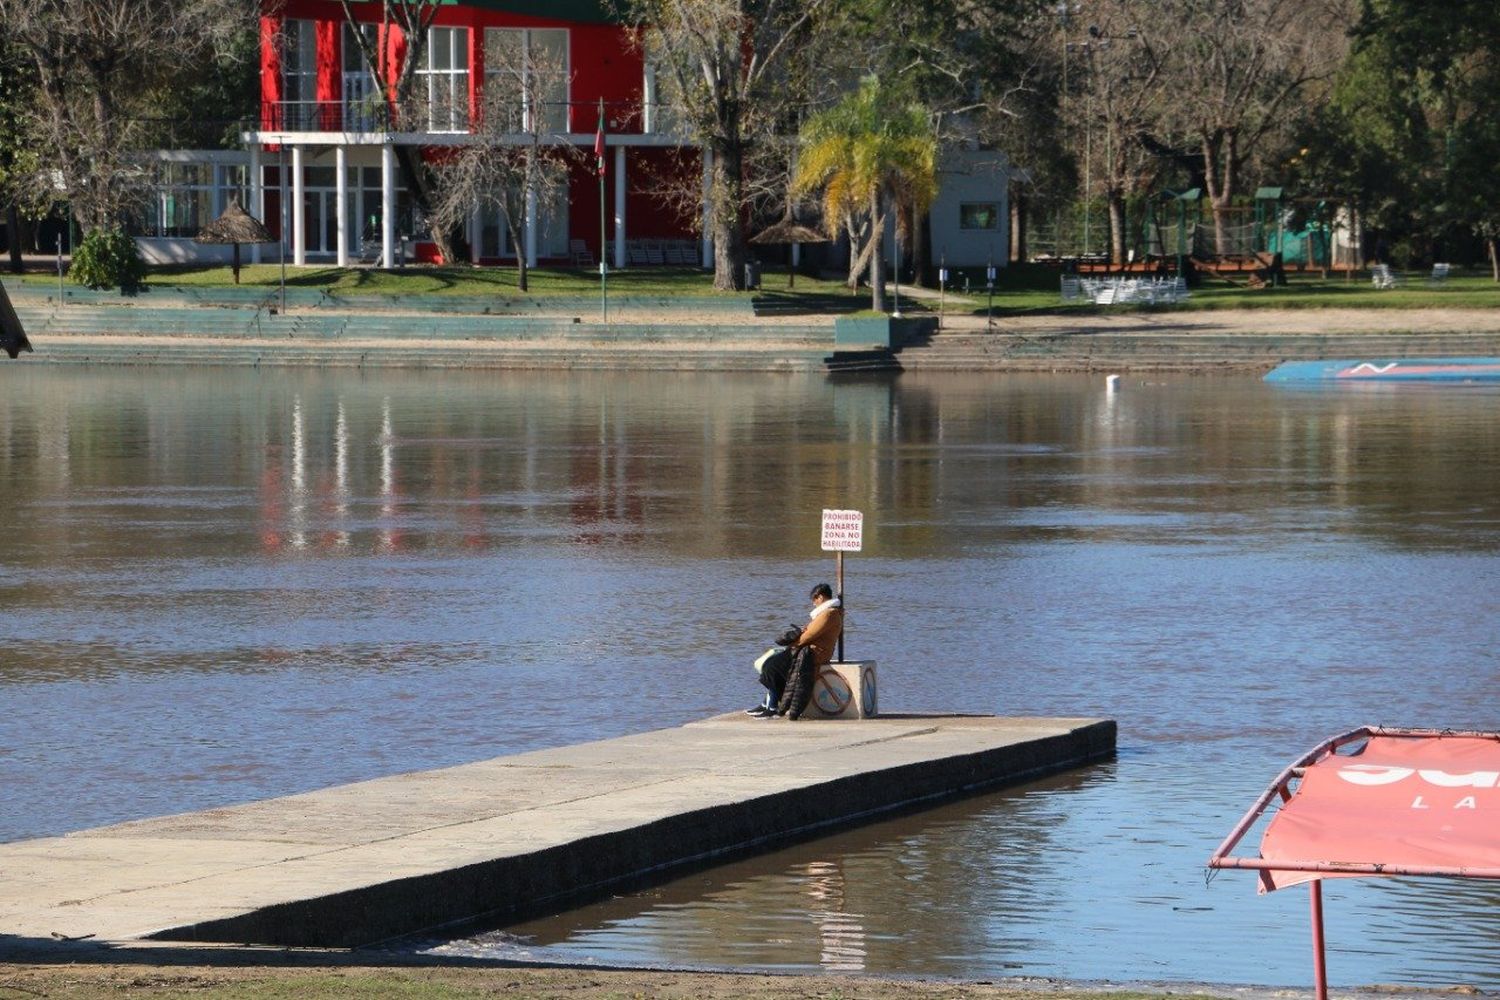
[820,509,863,552]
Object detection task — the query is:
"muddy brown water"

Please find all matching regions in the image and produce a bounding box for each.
[1,366,1497,987]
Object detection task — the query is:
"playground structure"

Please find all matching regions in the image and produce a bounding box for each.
[1027,187,1363,277]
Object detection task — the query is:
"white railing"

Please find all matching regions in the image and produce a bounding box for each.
[1073,276,1190,305]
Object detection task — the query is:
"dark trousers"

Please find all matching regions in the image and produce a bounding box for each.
[757,647,792,706]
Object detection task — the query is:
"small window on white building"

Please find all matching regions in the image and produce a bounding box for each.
[483,28,568,134]
[417,27,469,132]
[960,203,1000,231]
[281,19,319,129]
[136,160,246,239]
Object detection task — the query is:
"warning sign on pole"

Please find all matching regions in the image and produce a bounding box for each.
[820,509,863,552]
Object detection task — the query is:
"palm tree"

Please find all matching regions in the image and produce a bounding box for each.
[793,76,938,312]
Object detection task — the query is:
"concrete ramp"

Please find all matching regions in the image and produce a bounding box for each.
[0,714,1114,952]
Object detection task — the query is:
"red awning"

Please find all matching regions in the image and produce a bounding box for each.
[1209,728,1500,893]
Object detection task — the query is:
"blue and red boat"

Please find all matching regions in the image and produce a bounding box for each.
[1265,357,1500,382]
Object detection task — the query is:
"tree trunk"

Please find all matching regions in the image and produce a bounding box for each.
[1107,190,1126,267]
[844,213,865,288]
[710,142,745,291]
[869,190,885,313]
[910,205,927,287]
[392,144,468,266]
[1201,132,1230,257]
[1490,237,1498,283]
[516,212,529,292]
[6,204,23,274]
[1009,187,1027,263]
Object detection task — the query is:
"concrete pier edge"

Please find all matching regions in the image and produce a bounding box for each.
[0,716,1115,957]
[153,718,1115,949]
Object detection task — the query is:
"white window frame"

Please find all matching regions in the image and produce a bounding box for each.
[281,19,319,130]
[417,26,469,133]
[341,23,383,132]
[483,27,569,134]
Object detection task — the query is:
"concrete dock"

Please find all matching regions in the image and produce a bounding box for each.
[0,714,1114,954]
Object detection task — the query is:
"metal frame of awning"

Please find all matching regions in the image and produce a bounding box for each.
[1208,726,1500,1000]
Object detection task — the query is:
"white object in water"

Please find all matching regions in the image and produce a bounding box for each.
[1106,374,1121,391]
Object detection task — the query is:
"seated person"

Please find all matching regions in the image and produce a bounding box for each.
[747,583,843,719]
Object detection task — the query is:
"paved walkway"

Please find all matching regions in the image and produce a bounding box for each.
[0,714,1112,954]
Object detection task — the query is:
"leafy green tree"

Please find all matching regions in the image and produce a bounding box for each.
[625,0,831,291]
[1294,0,1500,275]
[794,76,937,311]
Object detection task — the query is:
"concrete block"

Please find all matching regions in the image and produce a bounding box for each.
[804,660,877,719]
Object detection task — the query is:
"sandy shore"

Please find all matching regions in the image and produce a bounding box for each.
[5,960,1476,1000]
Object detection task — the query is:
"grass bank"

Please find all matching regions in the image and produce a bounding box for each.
[0,963,1234,1000]
[13,263,861,303]
[16,259,1500,316]
[951,264,1500,316]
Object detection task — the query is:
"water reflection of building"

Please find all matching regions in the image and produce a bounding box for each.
[7,369,1500,564]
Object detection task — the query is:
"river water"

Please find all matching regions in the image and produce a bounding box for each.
[2,366,1498,987]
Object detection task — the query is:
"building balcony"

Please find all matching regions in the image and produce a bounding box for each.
[257,99,677,140]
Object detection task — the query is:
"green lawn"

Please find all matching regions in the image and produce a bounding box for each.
[116,263,865,301]
[14,259,1500,314]
[948,264,1500,317]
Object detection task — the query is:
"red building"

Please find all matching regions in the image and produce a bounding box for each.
[244,0,707,269]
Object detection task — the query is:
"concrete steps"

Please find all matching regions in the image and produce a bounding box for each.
[898,330,1500,371]
[0,280,761,318]
[29,339,831,372]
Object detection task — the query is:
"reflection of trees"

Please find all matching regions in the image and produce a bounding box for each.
[4,368,1499,569]
[897,372,1500,551]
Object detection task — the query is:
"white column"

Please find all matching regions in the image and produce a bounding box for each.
[642,65,657,134]
[525,182,538,267]
[291,145,306,266]
[381,142,396,268]
[249,144,263,265]
[700,147,713,269]
[334,144,349,268]
[613,145,626,269]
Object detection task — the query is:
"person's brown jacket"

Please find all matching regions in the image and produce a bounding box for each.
[796,604,843,666]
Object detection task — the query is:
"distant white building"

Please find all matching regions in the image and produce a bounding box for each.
[926,148,1010,270]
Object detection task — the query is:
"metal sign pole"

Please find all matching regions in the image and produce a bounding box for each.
[938,255,947,331]
[836,550,845,663]
[986,256,996,329]
[1310,881,1329,1000]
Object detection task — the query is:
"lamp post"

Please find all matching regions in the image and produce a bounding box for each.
[279,143,287,314]
[892,232,902,318]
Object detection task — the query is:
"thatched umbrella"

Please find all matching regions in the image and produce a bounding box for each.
[195,197,275,284]
[0,279,32,359]
[750,219,829,288]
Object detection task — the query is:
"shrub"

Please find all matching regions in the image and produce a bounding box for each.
[71,227,146,293]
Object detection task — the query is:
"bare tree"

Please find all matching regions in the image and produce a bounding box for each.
[336,0,473,266]
[427,33,576,291]
[1158,0,1351,254]
[1065,3,1170,265]
[622,0,830,291]
[1,0,248,233]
